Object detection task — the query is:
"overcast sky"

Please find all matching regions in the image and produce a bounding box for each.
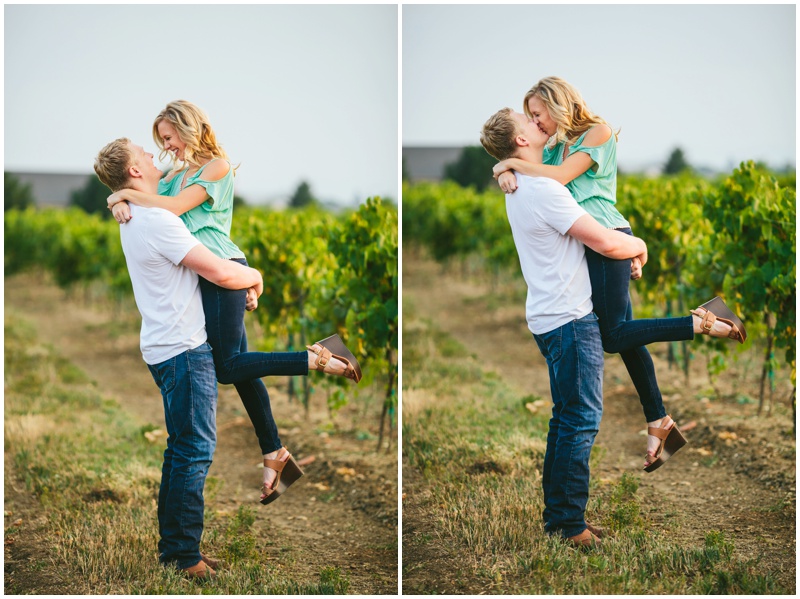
[403,3,795,173]
[4,4,398,206]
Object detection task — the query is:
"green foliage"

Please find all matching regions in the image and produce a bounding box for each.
[5,200,398,416]
[404,164,797,387]
[700,161,796,374]
[663,147,691,175]
[443,145,498,192]
[70,175,114,218]
[289,180,317,208]
[4,172,35,210]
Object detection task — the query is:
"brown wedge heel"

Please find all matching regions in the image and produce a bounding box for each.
[692,296,747,344]
[308,333,363,383]
[643,416,687,473]
[260,447,304,505]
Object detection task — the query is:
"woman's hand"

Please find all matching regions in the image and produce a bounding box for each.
[245,286,259,311]
[112,201,132,224]
[107,190,128,209]
[498,171,518,193]
[493,160,513,179]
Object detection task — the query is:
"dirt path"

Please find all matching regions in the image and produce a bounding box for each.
[4,273,398,594]
[403,255,795,592]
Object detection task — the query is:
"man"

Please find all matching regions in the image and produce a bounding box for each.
[94,138,264,579]
[480,109,648,547]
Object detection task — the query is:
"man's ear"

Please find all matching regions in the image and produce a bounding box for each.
[514,134,530,149]
[128,164,143,180]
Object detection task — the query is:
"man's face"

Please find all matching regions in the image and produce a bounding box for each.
[512,111,549,148]
[129,142,163,187]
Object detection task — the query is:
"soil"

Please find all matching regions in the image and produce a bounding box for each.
[402,254,796,594]
[4,272,398,595]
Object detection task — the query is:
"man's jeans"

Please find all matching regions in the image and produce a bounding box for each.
[147,343,217,570]
[533,313,604,539]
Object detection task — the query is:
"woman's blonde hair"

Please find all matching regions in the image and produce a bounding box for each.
[523,77,617,149]
[152,100,233,172]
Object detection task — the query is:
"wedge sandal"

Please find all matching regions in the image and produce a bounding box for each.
[260,447,304,505]
[643,415,687,473]
[307,333,363,383]
[692,296,746,344]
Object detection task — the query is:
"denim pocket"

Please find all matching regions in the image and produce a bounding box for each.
[149,357,177,394]
[534,327,562,363]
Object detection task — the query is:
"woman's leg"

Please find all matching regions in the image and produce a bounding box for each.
[583,242,691,423]
[199,274,297,455]
[199,275,309,384]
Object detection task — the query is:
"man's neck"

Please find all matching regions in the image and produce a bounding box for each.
[131,181,157,194]
[515,145,545,165]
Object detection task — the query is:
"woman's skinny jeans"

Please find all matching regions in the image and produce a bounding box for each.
[199,258,308,455]
[584,228,694,422]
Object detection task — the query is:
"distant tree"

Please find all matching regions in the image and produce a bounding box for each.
[70,175,114,218]
[289,180,317,208]
[663,148,691,175]
[443,146,497,191]
[233,194,247,208]
[4,172,35,211]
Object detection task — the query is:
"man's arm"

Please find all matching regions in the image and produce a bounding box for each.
[567,214,647,264]
[180,244,264,296]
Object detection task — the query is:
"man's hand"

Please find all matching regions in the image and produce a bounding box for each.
[498,171,518,193]
[112,201,132,224]
[630,256,643,280]
[245,286,259,311]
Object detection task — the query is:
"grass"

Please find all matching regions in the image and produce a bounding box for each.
[401,298,786,595]
[3,316,350,595]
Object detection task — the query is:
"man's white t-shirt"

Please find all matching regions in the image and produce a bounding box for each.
[505,173,594,335]
[120,204,207,365]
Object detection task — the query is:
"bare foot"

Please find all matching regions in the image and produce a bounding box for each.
[692,310,734,339]
[261,449,290,500]
[307,345,352,378]
[644,416,674,468]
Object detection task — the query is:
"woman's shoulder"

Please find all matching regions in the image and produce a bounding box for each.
[195,158,231,182]
[578,123,613,148]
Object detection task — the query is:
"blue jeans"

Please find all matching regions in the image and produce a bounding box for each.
[148,343,217,570]
[534,313,604,538]
[584,228,694,422]
[199,258,308,455]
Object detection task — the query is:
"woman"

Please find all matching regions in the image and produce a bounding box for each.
[108,100,362,502]
[492,77,746,471]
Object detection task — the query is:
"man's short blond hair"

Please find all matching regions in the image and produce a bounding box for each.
[94,138,134,192]
[480,108,521,161]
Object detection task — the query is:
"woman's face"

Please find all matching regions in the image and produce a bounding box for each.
[157,120,186,162]
[526,96,556,137]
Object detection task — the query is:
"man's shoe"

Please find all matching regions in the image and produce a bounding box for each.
[566,528,601,548]
[200,553,221,570]
[181,560,216,580]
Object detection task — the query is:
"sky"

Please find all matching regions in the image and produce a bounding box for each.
[403,3,796,174]
[4,4,398,207]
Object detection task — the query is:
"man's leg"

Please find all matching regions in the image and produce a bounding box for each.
[534,314,604,539]
[533,333,561,533]
[148,343,217,570]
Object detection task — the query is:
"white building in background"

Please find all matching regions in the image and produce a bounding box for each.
[7,171,92,207]
[402,146,462,183]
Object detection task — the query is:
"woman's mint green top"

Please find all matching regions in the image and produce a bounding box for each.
[158,159,245,260]
[543,127,630,229]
